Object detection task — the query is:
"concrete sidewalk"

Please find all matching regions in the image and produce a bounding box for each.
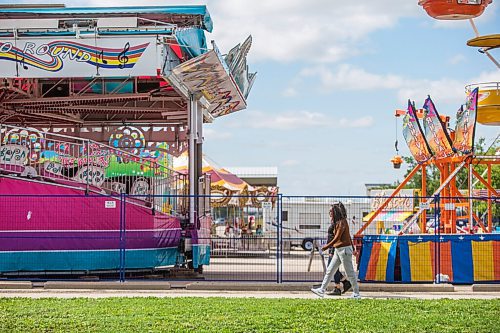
[1,281,499,299]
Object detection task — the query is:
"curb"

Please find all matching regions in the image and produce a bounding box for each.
[185,282,455,292]
[43,281,171,290]
[0,281,33,289]
[472,284,500,292]
[359,283,455,292]
[186,282,308,291]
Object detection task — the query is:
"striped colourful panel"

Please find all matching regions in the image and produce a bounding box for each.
[471,240,500,281]
[364,241,392,281]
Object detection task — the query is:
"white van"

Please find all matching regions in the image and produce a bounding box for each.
[280,198,371,250]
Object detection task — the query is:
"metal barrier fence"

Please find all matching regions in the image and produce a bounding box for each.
[0,193,498,283]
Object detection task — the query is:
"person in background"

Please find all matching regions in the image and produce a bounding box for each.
[311,202,360,299]
[325,216,352,296]
[255,225,263,236]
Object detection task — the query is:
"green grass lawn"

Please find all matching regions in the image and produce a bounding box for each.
[0,297,498,332]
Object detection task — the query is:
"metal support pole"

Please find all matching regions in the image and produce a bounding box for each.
[188,93,197,224]
[435,195,441,284]
[468,162,474,234]
[196,103,204,217]
[421,165,427,233]
[85,140,90,195]
[488,165,492,233]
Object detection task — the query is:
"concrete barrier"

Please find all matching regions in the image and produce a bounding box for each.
[44,281,171,290]
[0,281,33,289]
[472,284,500,292]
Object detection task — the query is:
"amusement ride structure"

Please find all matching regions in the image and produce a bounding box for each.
[358,0,499,237]
[0,5,256,275]
[355,1,499,285]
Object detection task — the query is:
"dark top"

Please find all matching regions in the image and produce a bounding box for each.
[327,223,335,254]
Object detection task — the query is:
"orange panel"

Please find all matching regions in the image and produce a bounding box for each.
[365,242,381,281]
[431,242,453,281]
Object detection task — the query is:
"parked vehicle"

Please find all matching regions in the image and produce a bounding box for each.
[280,198,371,250]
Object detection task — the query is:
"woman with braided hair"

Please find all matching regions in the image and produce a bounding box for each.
[311,202,360,299]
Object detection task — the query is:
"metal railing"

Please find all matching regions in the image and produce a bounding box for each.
[0,124,187,213]
[0,191,498,284]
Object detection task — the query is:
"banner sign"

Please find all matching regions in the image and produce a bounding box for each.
[402,100,433,164]
[453,87,478,155]
[0,36,158,78]
[169,49,246,118]
[422,96,454,159]
[370,189,415,211]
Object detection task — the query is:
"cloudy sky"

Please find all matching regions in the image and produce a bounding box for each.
[6,0,499,195]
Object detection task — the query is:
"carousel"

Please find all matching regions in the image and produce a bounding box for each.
[0,4,256,275]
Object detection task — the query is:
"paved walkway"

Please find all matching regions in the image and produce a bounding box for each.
[1,285,499,300]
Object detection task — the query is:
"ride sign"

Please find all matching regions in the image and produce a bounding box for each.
[0,36,158,78]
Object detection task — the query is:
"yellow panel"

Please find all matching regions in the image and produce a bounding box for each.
[477,89,500,125]
[374,241,392,281]
[472,241,494,281]
[409,241,433,281]
[467,34,500,48]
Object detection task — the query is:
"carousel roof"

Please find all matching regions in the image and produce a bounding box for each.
[0,5,213,32]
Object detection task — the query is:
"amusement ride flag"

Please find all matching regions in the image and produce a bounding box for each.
[453,87,479,155]
[402,100,433,164]
[422,96,454,159]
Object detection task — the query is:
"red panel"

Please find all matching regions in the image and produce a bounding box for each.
[431,241,453,282]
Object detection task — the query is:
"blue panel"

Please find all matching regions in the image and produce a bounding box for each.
[175,28,207,58]
[192,244,211,268]
[398,239,412,282]
[451,239,473,284]
[0,248,178,272]
[385,239,398,283]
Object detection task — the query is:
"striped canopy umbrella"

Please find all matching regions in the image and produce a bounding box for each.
[173,152,250,192]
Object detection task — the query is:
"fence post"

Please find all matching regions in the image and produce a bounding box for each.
[434,194,441,284]
[85,140,90,195]
[277,193,283,283]
[119,193,126,282]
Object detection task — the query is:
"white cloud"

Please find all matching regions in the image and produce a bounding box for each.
[282,87,298,97]
[67,0,417,63]
[295,64,500,105]
[300,64,404,91]
[203,127,232,140]
[280,159,300,167]
[230,110,373,130]
[449,54,467,65]
[339,116,374,128]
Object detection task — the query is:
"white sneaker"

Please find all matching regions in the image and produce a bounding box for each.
[311,287,325,298]
[350,293,361,300]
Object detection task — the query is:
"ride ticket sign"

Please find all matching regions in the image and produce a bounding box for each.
[0,36,158,78]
